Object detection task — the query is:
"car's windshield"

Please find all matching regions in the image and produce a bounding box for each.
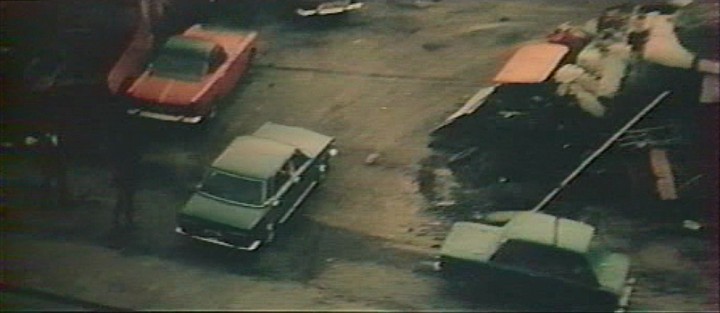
[199,170,264,206]
[150,50,207,81]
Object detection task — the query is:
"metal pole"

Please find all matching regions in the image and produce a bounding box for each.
[530,90,672,213]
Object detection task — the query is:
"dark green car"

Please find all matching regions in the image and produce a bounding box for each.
[436,211,634,311]
[176,122,336,251]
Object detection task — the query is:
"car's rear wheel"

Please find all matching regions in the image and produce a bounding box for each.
[249,48,257,61]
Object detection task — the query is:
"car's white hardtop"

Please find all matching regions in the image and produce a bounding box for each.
[212,135,296,180]
[253,122,333,158]
[504,212,596,253]
[211,122,333,179]
[441,212,596,263]
[440,221,504,263]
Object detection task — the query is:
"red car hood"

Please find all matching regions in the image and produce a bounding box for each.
[127,74,209,106]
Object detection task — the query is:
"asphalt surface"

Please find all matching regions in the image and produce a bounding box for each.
[2,0,718,311]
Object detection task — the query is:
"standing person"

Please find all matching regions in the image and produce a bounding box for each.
[28,130,69,209]
[110,115,142,230]
[113,154,139,230]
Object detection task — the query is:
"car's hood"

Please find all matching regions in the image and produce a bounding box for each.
[127,74,208,105]
[179,193,269,230]
[440,222,503,263]
[588,251,632,295]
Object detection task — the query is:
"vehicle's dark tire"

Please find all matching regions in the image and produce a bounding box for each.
[196,106,217,132]
[207,105,217,120]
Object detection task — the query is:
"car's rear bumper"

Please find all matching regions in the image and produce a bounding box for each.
[127,108,204,124]
[175,227,261,251]
[614,277,636,313]
[296,2,363,16]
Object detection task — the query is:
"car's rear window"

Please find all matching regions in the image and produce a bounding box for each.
[199,170,264,206]
[491,240,599,287]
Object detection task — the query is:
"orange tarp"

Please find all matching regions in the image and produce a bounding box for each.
[493,43,569,84]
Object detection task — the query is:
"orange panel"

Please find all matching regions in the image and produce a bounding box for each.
[493,43,569,84]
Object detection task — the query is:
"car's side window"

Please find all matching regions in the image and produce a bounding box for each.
[290,152,310,172]
[207,47,227,74]
[273,161,293,193]
[271,152,311,195]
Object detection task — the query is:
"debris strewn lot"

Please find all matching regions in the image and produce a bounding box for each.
[1,0,718,311]
[426,0,718,310]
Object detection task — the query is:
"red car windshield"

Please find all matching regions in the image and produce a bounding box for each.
[150,52,207,82]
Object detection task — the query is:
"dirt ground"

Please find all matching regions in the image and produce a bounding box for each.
[2,0,718,311]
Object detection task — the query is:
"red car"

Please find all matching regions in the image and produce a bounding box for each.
[125,24,257,124]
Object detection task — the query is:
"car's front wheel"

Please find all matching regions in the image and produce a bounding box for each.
[197,106,218,132]
[207,105,217,120]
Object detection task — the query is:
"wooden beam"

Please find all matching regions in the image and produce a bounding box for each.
[649,148,678,200]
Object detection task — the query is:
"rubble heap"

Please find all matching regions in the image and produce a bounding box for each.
[427,1,717,220]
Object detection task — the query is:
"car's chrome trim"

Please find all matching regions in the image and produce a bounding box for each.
[127,108,203,124]
[296,2,363,16]
[175,227,262,251]
[279,180,318,224]
[432,261,443,271]
[615,277,635,313]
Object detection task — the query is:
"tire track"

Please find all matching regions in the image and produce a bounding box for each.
[1,285,132,311]
[255,63,482,86]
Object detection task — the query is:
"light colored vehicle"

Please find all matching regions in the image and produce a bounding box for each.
[126,24,257,123]
[176,122,337,251]
[295,0,364,17]
[436,211,634,311]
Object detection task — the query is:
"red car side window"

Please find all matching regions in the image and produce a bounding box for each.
[208,47,227,74]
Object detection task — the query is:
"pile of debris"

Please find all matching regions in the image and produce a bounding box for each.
[427,0,718,221]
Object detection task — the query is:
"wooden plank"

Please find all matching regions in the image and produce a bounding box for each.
[700,74,719,104]
[649,148,678,200]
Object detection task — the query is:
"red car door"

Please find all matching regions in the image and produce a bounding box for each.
[220,38,256,97]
